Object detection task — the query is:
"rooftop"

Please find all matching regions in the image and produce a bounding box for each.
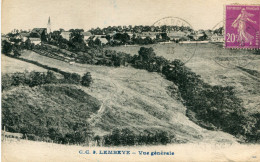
[81,32,92,36]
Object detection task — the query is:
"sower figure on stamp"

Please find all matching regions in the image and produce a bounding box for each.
[231,8,257,46]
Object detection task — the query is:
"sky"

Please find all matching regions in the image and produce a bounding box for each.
[1,0,259,33]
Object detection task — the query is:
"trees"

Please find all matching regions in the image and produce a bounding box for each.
[138,47,156,62]
[1,40,13,54]
[113,33,130,44]
[28,72,47,87]
[1,70,92,90]
[50,30,62,42]
[103,128,174,146]
[63,73,81,84]
[94,38,102,47]
[25,39,32,50]
[45,71,58,84]
[13,48,21,57]
[68,29,86,51]
[70,29,84,43]
[81,72,93,87]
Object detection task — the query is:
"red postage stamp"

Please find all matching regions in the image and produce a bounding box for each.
[225,4,260,49]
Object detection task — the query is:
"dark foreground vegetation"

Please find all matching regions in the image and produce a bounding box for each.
[2,70,92,91]
[103,128,175,146]
[2,85,100,144]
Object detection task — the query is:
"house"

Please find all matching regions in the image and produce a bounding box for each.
[210,35,224,42]
[31,28,47,34]
[60,31,72,41]
[19,33,30,42]
[194,33,205,40]
[99,38,108,45]
[204,30,213,39]
[137,32,158,39]
[31,28,47,41]
[81,32,92,40]
[107,31,117,38]
[125,32,134,39]
[28,38,41,45]
[1,35,9,42]
[94,34,106,38]
[167,31,186,41]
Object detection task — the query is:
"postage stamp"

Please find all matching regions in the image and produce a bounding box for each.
[225,4,260,49]
[212,20,259,69]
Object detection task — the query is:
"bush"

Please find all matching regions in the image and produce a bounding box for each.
[63,73,81,84]
[2,56,94,89]
[1,40,13,54]
[2,74,13,91]
[2,71,59,90]
[103,128,174,146]
[81,72,92,87]
[138,47,156,62]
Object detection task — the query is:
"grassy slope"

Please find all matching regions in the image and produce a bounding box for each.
[18,50,237,143]
[2,84,101,137]
[105,44,260,114]
[1,54,47,73]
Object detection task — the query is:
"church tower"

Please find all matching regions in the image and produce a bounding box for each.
[47,16,51,34]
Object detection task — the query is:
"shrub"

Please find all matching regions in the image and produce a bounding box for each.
[81,72,92,87]
[1,40,13,54]
[63,73,81,84]
[138,47,156,62]
[103,128,174,146]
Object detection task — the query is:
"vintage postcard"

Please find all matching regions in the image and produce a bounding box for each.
[1,0,260,161]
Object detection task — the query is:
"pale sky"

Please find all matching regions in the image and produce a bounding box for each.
[1,0,259,33]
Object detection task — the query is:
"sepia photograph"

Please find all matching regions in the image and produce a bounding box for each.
[1,0,260,161]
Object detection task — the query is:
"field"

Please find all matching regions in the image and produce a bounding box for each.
[2,139,260,162]
[105,43,260,113]
[1,55,48,73]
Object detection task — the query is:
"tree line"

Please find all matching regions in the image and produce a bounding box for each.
[130,47,260,143]
[103,128,175,146]
[2,70,92,91]
[88,25,193,35]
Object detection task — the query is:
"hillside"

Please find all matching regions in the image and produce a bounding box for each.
[2,84,101,143]
[105,43,260,114]
[15,50,237,143]
[1,54,47,73]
